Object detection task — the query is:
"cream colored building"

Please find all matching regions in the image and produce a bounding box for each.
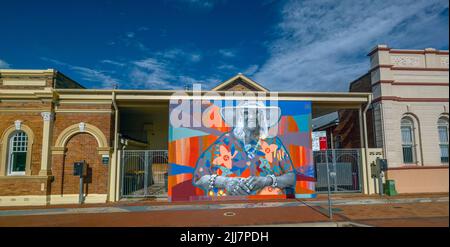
[367,45,449,193]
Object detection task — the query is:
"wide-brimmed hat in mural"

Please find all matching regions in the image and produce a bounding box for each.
[220,101,281,128]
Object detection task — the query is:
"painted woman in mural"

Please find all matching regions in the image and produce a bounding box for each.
[193,101,296,197]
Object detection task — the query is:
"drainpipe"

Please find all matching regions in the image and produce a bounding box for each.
[362,94,373,194]
[379,103,387,157]
[363,94,372,155]
[111,91,119,201]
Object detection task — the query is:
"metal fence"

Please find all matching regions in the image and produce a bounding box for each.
[121,149,361,197]
[120,150,168,198]
[313,149,362,193]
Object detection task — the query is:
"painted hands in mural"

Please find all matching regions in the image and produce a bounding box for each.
[215,176,251,196]
[244,173,295,192]
[194,172,296,196]
[244,176,272,192]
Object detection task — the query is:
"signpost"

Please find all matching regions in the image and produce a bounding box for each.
[325,150,333,220]
[312,131,332,219]
[73,161,87,204]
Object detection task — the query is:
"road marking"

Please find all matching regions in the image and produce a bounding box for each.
[223,212,236,217]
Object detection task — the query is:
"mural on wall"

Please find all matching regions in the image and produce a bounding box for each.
[168,99,315,201]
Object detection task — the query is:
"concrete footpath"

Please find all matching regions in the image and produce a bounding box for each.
[0,193,448,227]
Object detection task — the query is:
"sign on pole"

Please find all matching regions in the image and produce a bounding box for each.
[312,131,328,151]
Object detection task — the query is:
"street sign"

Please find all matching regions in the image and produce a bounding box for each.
[312,131,327,151]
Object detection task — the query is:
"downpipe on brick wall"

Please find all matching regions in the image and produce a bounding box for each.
[362,94,373,194]
[110,90,119,202]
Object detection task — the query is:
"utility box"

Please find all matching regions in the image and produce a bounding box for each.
[371,158,388,178]
[384,180,398,196]
[370,161,380,178]
[378,158,388,171]
[73,161,87,177]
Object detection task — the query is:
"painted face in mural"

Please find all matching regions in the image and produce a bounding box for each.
[240,107,261,146]
[193,101,296,197]
[244,108,257,129]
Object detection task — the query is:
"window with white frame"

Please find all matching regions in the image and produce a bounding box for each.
[401,117,415,164]
[7,131,28,175]
[438,117,449,163]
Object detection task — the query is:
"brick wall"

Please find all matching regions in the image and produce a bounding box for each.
[0,177,49,196]
[0,103,113,197]
[52,111,113,147]
[50,110,113,195]
[0,108,48,196]
[0,111,46,175]
[50,133,108,195]
[0,70,116,201]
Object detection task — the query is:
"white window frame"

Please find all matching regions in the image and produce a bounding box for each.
[7,131,28,176]
[438,117,449,164]
[401,117,416,164]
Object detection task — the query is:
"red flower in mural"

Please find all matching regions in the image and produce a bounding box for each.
[213,145,236,169]
[260,140,278,163]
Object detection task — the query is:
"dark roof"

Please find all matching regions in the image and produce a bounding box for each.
[312,112,339,131]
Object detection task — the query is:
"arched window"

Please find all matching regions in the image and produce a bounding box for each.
[438,117,449,163]
[401,117,415,164]
[7,131,28,175]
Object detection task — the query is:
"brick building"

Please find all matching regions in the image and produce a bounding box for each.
[334,45,449,193]
[0,69,113,205]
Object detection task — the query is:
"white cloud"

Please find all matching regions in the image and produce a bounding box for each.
[130,56,216,89]
[190,54,202,62]
[0,59,11,68]
[179,75,201,85]
[126,32,135,38]
[177,0,217,10]
[71,66,119,88]
[101,59,125,67]
[41,57,65,66]
[135,42,150,52]
[218,49,236,58]
[254,0,449,92]
[138,26,150,31]
[157,48,202,63]
[242,64,259,76]
[41,57,119,88]
[217,64,236,70]
[131,58,174,88]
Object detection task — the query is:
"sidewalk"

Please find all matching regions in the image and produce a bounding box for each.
[0,192,447,210]
[335,202,449,227]
[0,193,447,227]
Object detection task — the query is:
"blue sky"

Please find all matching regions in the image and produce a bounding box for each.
[1,0,448,91]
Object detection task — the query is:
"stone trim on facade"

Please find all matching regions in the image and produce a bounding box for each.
[53,123,110,155]
[0,124,35,176]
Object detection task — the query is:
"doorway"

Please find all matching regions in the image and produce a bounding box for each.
[120,150,168,198]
